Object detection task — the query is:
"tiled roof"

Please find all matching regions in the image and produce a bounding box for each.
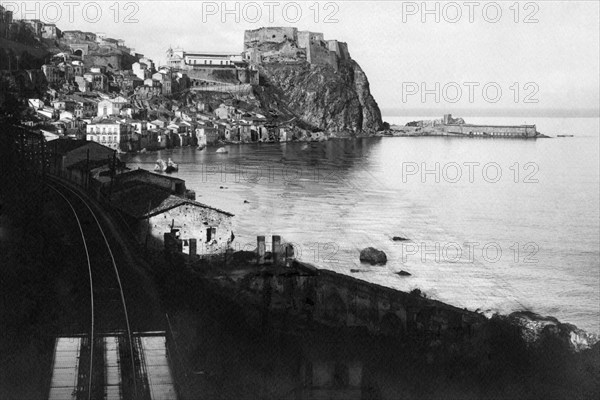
[66,158,114,171]
[49,139,114,155]
[117,168,184,183]
[110,183,234,219]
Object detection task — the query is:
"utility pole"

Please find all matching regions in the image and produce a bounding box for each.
[108,152,115,200]
[54,140,58,175]
[86,148,90,190]
[41,135,46,178]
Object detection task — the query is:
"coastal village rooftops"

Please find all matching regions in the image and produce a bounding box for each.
[110,182,234,219]
[184,50,241,56]
[117,168,184,183]
[66,157,117,171]
[65,94,99,104]
[49,139,114,155]
[90,118,121,125]
[113,168,186,195]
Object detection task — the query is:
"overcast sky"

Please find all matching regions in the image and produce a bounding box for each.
[5,1,599,114]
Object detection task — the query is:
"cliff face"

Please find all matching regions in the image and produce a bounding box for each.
[254,59,383,134]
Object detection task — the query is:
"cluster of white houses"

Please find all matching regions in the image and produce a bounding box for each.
[26,44,292,149]
[20,26,302,154]
[29,90,292,151]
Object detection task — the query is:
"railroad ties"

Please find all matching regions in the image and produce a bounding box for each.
[47,333,177,400]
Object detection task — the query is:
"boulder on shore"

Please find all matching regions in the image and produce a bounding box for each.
[359,247,387,265]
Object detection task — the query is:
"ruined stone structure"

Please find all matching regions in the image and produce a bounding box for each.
[109,171,234,256]
[62,30,97,42]
[68,43,89,57]
[208,236,485,339]
[243,27,349,71]
[58,31,136,70]
[256,263,482,337]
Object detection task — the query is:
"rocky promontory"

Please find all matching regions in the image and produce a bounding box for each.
[246,27,384,135]
[255,59,384,134]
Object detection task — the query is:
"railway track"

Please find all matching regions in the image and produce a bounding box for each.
[46,178,139,399]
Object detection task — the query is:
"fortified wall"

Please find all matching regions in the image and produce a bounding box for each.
[243,27,349,71]
[443,123,538,138]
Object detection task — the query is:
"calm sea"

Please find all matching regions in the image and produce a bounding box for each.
[123,116,600,333]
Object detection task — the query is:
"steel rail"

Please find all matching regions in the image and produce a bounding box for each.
[49,178,138,398]
[46,183,95,400]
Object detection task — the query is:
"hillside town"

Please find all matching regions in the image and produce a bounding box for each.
[2,6,360,151]
[19,43,287,151]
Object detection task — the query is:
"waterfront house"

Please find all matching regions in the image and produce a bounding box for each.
[113,168,187,195]
[196,122,218,145]
[86,119,133,152]
[66,157,127,189]
[109,181,234,255]
[48,139,116,176]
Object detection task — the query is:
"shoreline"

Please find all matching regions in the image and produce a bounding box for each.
[130,127,554,155]
[167,244,599,351]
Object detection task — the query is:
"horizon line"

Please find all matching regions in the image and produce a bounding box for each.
[381,108,600,119]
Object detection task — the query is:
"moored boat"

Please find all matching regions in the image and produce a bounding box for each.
[154,159,166,172]
[166,158,179,173]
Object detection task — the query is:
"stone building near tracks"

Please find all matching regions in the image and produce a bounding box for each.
[109,171,234,256]
[48,139,116,175]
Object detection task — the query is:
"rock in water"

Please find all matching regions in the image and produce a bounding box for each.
[359,247,387,265]
[216,147,228,153]
[396,270,411,276]
[392,236,409,241]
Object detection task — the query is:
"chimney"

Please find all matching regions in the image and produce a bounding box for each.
[257,236,266,265]
[272,235,281,265]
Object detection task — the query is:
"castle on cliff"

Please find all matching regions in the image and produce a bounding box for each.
[243,27,350,71]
